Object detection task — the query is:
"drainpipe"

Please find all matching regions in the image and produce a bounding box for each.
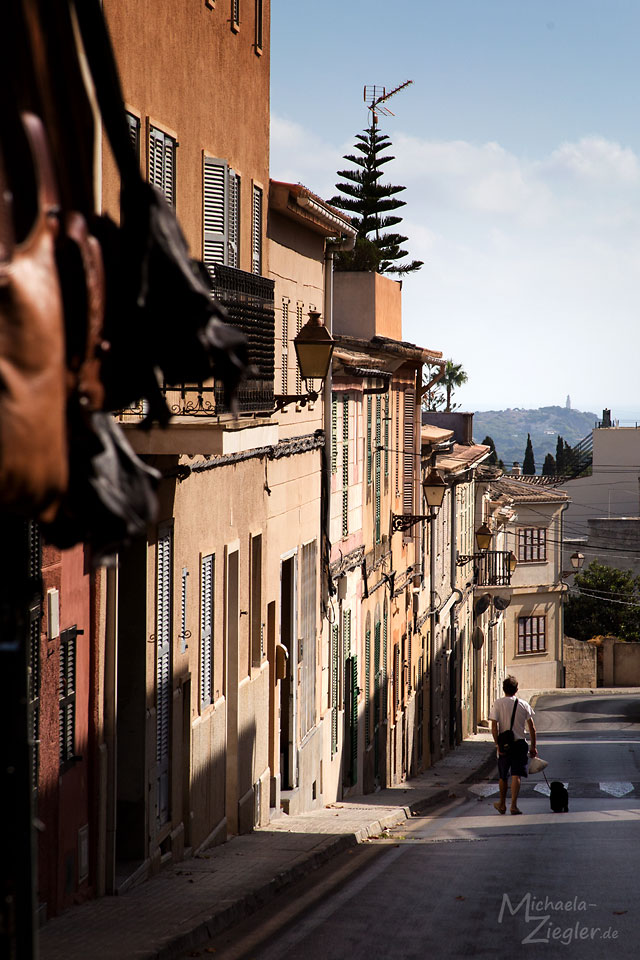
[323,241,334,590]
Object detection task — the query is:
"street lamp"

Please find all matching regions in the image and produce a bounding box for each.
[475,522,493,551]
[507,551,518,576]
[422,468,446,509]
[274,310,334,410]
[570,551,585,571]
[392,468,446,533]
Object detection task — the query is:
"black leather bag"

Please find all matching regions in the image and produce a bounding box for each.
[497,699,518,753]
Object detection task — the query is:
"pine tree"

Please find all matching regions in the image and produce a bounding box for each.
[523,434,535,475]
[328,123,423,275]
[542,453,556,476]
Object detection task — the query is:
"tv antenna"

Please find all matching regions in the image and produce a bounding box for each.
[363,79,413,125]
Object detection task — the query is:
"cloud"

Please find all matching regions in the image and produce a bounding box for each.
[543,136,640,183]
[268,117,640,410]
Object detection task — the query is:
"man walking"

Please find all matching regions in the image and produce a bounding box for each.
[489,675,537,815]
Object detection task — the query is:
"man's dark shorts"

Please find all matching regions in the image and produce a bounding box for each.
[498,739,529,779]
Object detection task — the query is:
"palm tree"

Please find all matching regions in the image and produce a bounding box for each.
[442,360,468,411]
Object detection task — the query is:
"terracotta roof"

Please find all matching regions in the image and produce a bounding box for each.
[269,180,356,237]
[436,443,490,474]
[421,424,455,444]
[490,476,570,503]
[333,333,442,365]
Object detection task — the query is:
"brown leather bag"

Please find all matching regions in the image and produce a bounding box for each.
[0,112,68,521]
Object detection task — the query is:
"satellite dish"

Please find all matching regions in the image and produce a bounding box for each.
[472,626,485,650]
[493,595,511,611]
[475,593,492,616]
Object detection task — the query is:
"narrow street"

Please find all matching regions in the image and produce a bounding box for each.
[195,694,640,959]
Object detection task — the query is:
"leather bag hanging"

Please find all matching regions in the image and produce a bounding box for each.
[0,113,68,521]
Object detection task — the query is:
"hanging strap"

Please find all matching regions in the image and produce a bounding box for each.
[508,698,518,732]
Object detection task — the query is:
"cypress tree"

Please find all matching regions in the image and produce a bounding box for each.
[482,436,498,466]
[542,453,556,476]
[523,434,535,475]
[555,435,565,474]
[328,123,423,275]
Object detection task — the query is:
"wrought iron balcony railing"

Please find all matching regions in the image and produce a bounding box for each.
[458,550,514,587]
[144,264,275,418]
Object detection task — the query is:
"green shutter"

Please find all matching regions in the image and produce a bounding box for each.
[384,393,389,479]
[331,395,338,473]
[350,655,358,784]
[367,396,372,485]
[375,396,382,543]
[342,394,349,537]
[364,628,371,747]
[331,624,339,755]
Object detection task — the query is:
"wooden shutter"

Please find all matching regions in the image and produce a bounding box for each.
[251,534,263,668]
[126,112,140,163]
[403,390,415,514]
[251,183,263,275]
[149,126,175,206]
[228,169,240,267]
[300,541,316,737]
[295,303,303,394]
[367,396,372,485]
[59,627,77,764]
[331,395,338,474]
[281,299,289,394]
[384,393,389,479]
[342,395,349,537]
[156,529,172,826]
[374,620,381,729]
[350,655,358,783]
[375,396,382,542]
[200,554,214,708]
[203,156,227,275]
[331,624,339,755]
[382,601,388,718]
[364,626,371,747]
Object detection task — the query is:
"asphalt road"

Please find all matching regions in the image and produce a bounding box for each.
[189,694,640,960]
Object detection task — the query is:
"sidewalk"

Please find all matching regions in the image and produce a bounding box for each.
[40,732,495,960]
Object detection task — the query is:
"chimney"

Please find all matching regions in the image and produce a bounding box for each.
[511,462,522,476]
[602,408,611,428]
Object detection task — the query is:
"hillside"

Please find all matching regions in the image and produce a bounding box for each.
[473,406,598,473]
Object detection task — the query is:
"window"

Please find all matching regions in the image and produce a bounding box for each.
[255,0,263,50]
[149,126,176,206]
[518,527,547,562]
[281,298,289,394]
[156,527,173,826]
[394,389,400,497]
[203,157,240,274]
[295,302,303,393]
[342,395,349,537]
[518,615,546,654]
[367,396,372,485]
[180,567,189,654]
[331,394,338,474]
[251,183,263,275]
[126,112,140,164]
[331,624,339,756]
[200,554,214,709]
[59,626,77,765]
[403,389,415,515]
[384,393,389,480]
[250,533,263,667]
[375,395,382,543]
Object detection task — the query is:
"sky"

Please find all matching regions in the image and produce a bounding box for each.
[270,0,640,419]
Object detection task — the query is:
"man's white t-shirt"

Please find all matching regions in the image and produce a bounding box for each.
[489,695,534,741]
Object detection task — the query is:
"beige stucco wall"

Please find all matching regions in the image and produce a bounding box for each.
[333,272,402,340]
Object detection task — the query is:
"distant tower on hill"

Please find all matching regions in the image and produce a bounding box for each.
[566,394,571,409]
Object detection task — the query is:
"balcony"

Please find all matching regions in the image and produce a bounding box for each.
[470,551,514,587]
[159,264,275,417]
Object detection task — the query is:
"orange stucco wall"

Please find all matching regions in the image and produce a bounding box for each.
[101,0,270,275]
